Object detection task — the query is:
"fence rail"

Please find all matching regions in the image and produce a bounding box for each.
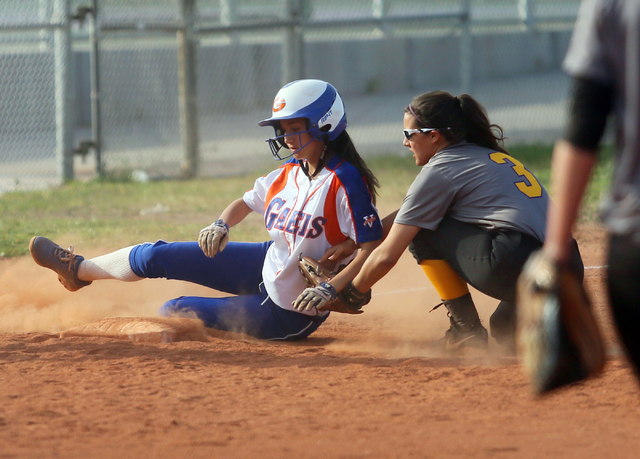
[0,0,581,194]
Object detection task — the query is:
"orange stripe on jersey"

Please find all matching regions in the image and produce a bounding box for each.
[264,163,296,214]
[324,176,348,246]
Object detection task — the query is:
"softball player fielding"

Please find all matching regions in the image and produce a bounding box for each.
[30,79,383,341]
[351,90,584,352]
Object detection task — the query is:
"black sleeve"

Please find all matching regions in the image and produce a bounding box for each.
[563,77,615,152]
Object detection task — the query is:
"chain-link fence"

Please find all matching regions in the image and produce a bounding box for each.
[1,1,70,193]
[0,0,582,193]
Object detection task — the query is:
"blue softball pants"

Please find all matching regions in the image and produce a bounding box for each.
[128,240,328,340]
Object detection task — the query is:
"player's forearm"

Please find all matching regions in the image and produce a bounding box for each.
[329,240,380,292]
[543,139,597,262]
[381,210,399,240]
[352,248,397,292]
[218,198,253,228]
[352,223,419,292]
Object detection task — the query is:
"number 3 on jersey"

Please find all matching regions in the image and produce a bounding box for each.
[489,152,542,198]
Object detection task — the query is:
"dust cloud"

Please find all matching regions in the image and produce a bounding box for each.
[321,257,504,359]
[0,253,213,334]
[0,250,502,359]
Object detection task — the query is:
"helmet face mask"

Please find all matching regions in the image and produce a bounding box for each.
[259,79,347,161]
[267,127,318,161]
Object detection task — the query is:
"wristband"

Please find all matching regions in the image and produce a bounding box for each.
[319,282,338,300]
[214,219,229,231]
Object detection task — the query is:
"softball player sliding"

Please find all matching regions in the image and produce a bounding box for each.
[351,90,584,352]
[30,79,383,340]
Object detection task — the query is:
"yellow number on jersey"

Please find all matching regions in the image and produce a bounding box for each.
[489,152,542,198]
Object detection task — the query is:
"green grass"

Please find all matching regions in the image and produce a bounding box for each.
[0,145,614,258]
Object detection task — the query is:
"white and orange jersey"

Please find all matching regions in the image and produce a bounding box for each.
[243,155,382,314]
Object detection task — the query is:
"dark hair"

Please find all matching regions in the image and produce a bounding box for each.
[406,91,508,154]
[326,130,380,204]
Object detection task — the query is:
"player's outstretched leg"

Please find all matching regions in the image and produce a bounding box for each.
[433,293,488,351]
[30,236,92,292]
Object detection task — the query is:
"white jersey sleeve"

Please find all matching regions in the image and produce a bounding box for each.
[243,168,281,215]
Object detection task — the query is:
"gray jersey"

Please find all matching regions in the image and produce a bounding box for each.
[394,142,549,241]
[563,0,640,236]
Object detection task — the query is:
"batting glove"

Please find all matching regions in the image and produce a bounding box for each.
[292,282,337,312]
[198,219,229,258]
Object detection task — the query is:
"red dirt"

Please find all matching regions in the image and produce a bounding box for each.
[1,222,638,459]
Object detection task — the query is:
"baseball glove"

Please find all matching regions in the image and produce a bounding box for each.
[516,250,605,396]
[298,255,370,314]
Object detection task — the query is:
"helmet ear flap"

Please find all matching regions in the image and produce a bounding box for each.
[319,125,331,142]
[316,90,346,141]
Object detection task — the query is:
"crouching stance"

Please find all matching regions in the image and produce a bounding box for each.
[31,79,382,341]
[350,91,583,352]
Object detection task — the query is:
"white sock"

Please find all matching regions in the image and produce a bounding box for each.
[78,246,143,282]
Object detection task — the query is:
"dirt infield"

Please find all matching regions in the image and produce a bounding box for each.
[1,223,639,459]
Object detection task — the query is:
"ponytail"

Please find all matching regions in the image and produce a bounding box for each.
[457,94,507,153]
[407,91,507,153]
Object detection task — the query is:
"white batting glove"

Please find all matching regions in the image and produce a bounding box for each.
[292,282,337,312]
[198,219,229,258]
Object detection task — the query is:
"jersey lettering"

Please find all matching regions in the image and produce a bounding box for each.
[285,211,303,234]
[298,214,312,237]
[265,198,286,230]
[265,198,326,239]
[305,217,327,239]
[273,208,291,231]
[363,214,377,228]
[489,152,542,198]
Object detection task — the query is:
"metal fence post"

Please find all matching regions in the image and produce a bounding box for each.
[282,0,305,85]
[39,0,52,44]
[372,0,387,17]
[178,0,199,178]
[518,0,535,31]
[220,0,238,26]
[53,0,74,182]
[220,0,239,42]
[372,0,390,35]
[460,0,472,95]
[89,0,102,175]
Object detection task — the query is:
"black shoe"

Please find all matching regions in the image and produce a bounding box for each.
[433,317,489,352]
[490,300,517,352]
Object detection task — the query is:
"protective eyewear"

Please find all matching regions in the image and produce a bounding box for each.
[403,127,437,140]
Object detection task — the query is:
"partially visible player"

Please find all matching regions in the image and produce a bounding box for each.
[30,79,383,341]
[349,90,583,351]
[536,0,640,380]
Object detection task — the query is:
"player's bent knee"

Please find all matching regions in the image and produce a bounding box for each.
[158,299,179,317]
[158,297,198,319]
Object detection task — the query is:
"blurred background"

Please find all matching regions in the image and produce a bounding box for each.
[0,0,581,193]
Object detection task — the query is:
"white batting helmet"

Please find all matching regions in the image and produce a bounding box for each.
[259,79,347,160]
